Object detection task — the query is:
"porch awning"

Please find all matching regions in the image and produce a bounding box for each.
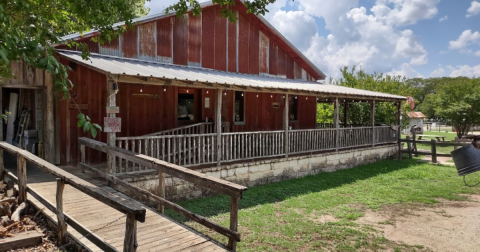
[57,50,406,101]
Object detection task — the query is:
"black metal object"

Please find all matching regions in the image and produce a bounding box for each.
[451,144,480,176]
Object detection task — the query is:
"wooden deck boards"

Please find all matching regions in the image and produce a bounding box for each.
[18,166,228,252]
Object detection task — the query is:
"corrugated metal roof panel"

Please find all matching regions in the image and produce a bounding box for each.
[57,50,406,100]
[407,112,426,118]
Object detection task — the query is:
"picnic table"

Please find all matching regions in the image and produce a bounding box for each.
[416,134,448,142]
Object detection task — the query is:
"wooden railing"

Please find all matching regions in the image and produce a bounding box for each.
[316,123,369,129]
[79,137,247,252]
[141,122,230,137]
[399,137,470,163]
[113,126,399,170]
[0,142,146,252]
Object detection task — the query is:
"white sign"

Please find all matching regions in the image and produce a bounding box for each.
[205,97,210,108]
[104,117,121,133]
[432,123,436,128]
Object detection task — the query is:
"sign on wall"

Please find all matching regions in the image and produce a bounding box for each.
[106,106,120,114]
[104,117,121,133]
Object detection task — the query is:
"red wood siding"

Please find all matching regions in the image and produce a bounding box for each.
[122,27,138,58]
[237,14,249,74]
[202,6,215,69]
[248,23,259,75]
[214,6,227,71]
[269,40,278,76]
[157,18,172,61]
[286,55,294,79]
[173,15,188,65]
[188,12,202,65]
[227,12,237,72]
[278,48,287,77]
[259,32,269,74]
[138,22,156,59]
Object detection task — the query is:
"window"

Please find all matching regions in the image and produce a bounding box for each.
[234,91,245,123]
[178,93,195,121]
[289,95,298,121]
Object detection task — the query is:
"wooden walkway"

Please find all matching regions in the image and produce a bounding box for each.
[10,164,227,252]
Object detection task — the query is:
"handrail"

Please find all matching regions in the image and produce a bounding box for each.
[0,141,146,252]
[79,137,247,251]
[134,122,231,138]
[141,122,213,137]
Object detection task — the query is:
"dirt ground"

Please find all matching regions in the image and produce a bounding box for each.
[357,194,480,252]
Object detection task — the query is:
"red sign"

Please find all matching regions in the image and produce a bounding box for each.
[104,117,121,133]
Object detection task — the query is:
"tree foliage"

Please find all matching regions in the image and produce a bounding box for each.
[329,66,413,127]
[0,0,148,137]
[432,77,480,137]
[165,0,276,22]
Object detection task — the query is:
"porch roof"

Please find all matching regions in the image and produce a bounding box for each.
[58,50,406,101]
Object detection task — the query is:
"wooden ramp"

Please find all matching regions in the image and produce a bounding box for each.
[19,166,227,252]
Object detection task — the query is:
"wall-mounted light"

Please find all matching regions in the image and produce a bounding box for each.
[295,96,298,99]
[224,91,227,96]
[270,94,273,98]
[306,97,308,100]
[206,90,209,94]
[256,93,259,98]
[163,86,166,92]
[140,85,143,93]
[241,92,244,97]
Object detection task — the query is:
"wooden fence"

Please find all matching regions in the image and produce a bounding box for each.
[114,126,398,172]
[142,122,230,137]
[399,137,470,163]
[0,142,146,252]
[79,137,247,251]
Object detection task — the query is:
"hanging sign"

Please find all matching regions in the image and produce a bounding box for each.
[106,106,120,114]
[104,117,121,132]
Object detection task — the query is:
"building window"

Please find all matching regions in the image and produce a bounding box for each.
[234,91,245,123]
[178,93,195,121]
[289,95,298,121]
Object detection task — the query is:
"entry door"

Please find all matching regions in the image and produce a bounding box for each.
[177,88,200,126]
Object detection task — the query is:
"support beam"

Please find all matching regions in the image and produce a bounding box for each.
[334,97,339,151]
[227,197,239,251]
[397,102,402,160]
[107,79,116,178]
[371,100,376,147]
[284,94,289,158]
[157,171,165,213]
[17,155,27,204]
[343,100,348,127]
[0,87,2,141]
[216,89,222,167]
[44,72,55,163]
[124,212,138,252]
[56,178,67,245]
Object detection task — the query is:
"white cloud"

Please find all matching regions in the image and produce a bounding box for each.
[387,63,424,78]
[372,0,440,26]
[439,15,448,22]
[430,67,445,77]
[448,64,480,77]
[449,30,480,50]
[475,50,480,56]
[467,1,480,18]
[269,10,318,51]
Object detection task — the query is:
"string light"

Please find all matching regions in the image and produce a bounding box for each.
[163,86,166,92]
[187,89,189,93]
[224,91,227,96]
[206,90,209,94]
[306,97,308,100]
[256,93,259,98]
[241,92,244,97]
[140,85,143,93]
[270,94,273,98]
[283,95,285,99]
[295,96,298,99]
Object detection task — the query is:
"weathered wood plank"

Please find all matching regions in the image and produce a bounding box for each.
[17,155,27,204]
[56,178,68,245]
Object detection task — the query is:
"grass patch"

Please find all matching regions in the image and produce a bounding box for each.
[165,159,480,251]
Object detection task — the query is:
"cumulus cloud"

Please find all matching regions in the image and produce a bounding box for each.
[475,50,480,56]
[448,64,480,77]
[439,15,448,22]
[430,67,445,77]
[387,63,424,78]
[449,30,480,50]
[262,0,432,78]
[467,1,480,18]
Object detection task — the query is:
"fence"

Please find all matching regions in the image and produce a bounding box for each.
[114,126,398,172]
[79,137,247,251]
[0,142,146,252]
[143,122,230,137]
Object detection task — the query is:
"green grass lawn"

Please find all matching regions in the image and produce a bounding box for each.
[165,159,480,251]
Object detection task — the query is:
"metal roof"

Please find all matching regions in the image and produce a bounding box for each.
[58,1,326,79]
[407,112,426,118]
[57,50,406,100]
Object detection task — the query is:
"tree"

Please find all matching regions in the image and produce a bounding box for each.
[433,77,480,138]
[330,66,412,127]
[165,0,276,22]
[0,0,149,137]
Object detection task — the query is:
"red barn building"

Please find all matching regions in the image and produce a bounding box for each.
[0,1,404,192]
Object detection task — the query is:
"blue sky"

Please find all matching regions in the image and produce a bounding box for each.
[146,0,480,79]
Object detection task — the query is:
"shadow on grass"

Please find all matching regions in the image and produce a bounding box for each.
[166,158,420,221]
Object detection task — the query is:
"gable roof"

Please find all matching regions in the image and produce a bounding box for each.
[58,50,405,101]
[57,1,326,80]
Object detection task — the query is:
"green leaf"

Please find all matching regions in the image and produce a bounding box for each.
[90,127,98,138]
[77,113,85,120]
[77,118,86,127]
[83,121,91,132]
[93,123,102,131]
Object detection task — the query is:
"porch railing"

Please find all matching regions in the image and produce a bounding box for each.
[114,126,398,172]
[142,122,230,137]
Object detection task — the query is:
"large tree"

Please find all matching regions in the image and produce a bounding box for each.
[433,77,480,138]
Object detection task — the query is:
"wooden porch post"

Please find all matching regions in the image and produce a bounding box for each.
[216,89,222,167]
[343,100,348,127]
[0,87,2,141]
[44,72,55,163]
[397,102,402,160]
[334,98,339,151]
[284,94,289,158]
[371,100,376,147]
[107,79,116,179]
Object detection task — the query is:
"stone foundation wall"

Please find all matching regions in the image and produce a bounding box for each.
[124,144,398,202]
